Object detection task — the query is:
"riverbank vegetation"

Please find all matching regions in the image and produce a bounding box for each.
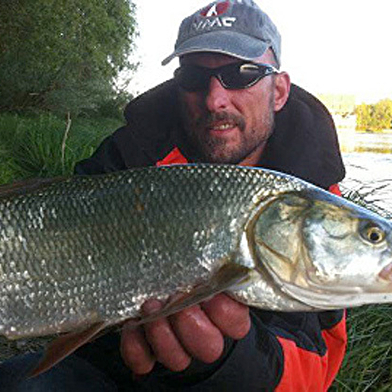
[333,304,392,391]
[356,99,392,133]
[0,0,138,117]
[0,0,137,182]
[0,112,122,184]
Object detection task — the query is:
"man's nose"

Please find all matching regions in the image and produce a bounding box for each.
[205,76,230,112]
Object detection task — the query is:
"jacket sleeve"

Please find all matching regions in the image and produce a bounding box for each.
[74,126,157,175]
[270,310,346,392]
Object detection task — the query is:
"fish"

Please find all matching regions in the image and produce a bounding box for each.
[0,164,392,375]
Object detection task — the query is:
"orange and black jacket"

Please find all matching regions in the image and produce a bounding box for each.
[75,81,347,391]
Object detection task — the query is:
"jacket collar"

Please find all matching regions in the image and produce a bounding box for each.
[124,80,345,189]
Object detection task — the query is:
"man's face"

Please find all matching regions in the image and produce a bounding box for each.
[178,52,279,165]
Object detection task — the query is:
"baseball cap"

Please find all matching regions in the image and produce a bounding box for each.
[162,0,281,68]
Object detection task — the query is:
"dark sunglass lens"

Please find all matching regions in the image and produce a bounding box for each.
[175,63,274,91]
[174,66,209,91]
[220,63,262,89]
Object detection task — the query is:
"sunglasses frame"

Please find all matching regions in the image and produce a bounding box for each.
[174,61,279,92]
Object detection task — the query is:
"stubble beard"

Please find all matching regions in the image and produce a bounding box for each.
[181,96,275,165]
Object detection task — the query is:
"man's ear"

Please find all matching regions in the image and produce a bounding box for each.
[274,72,291,112]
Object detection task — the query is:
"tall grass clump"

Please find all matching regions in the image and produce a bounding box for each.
[0,112,122,183]
[332,305,392,391]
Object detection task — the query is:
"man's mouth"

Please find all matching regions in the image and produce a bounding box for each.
[194,111,246,135]
[208,122,237,132]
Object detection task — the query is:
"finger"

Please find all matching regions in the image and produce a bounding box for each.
[170,304,224,363]
[201,293,251,339]
[143,300,192,372]
[120,325,156,375]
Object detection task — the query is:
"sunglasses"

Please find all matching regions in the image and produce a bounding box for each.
[174,62,279,92]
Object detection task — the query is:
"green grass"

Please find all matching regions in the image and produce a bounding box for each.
[332,305,392,391]
[1,112,392,389]
[0,112,122,184]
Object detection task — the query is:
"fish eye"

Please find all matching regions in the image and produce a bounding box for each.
[360,222,386,244]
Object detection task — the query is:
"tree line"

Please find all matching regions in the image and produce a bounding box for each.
[355,99,392,132]
[0,0,138,118]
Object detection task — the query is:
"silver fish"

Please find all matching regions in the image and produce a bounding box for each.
[0,164,391,372]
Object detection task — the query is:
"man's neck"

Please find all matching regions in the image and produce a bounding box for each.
[238,142,266,167]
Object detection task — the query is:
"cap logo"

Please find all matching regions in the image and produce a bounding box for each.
[195,1,236,30]
[205,4,219,17]
[201,1,229,17]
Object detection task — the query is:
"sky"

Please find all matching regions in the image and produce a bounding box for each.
[129,0,392,103]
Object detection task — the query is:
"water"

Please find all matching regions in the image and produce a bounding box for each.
[341,152,392,215]
[338,131,392,154]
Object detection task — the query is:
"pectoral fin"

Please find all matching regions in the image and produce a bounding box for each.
[29,321,109,378]
[30,263,252,377]
[125,262,252,328]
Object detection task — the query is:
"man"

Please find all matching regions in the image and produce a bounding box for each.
[1,0,346,390]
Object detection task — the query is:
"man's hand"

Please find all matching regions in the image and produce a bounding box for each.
[120,293,251,375]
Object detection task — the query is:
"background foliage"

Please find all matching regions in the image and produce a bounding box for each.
[0,0,137,117]
[0,112,121,183]
[355,99,392,132]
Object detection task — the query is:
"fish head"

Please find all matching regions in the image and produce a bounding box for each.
[250,189,392,309]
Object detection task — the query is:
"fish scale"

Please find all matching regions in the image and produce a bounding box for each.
[0,165,300,339]
[1,164,392,345]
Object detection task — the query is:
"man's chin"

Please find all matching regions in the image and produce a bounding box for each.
[189,134,244,164]
[199,150,244,165]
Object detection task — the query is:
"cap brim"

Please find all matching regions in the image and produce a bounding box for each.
[162,31,269,65]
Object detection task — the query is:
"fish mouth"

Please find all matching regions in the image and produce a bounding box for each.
[379,262,392,281]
